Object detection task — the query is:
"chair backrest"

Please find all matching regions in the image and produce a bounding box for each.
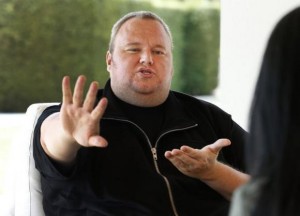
[2,103,58,216]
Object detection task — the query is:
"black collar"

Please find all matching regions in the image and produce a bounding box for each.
[99,79,197,131]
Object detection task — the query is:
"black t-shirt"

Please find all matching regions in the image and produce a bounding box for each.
[114,95,166,146]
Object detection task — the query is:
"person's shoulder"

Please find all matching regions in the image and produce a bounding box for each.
[172,90,208,104]
[41,104,61,116]
[171,91,234,130]
[34,104,62,127]
[171,91,228,115]
[229,178,267,216]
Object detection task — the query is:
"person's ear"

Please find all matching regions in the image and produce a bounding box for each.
[106,51,112,73]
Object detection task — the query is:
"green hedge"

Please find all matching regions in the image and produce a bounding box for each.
[0,0,111,112]
[0,0,220,112]
[180,9,220,95]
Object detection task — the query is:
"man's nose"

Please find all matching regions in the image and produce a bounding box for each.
[140,51,153,65]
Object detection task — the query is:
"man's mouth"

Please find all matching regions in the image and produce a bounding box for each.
[140,69,152,75]
[138,68,155,77]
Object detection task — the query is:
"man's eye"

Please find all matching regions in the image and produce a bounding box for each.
[153,50,165,55]
[127,48,140,53]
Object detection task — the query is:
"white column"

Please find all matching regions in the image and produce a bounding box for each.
[216,0,300,130]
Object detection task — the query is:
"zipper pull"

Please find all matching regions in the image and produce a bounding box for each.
[151,148,158,160]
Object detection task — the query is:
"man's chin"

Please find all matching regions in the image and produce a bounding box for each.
[133,86,158,95]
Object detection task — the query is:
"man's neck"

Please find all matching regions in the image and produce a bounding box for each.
[113,89,169,107]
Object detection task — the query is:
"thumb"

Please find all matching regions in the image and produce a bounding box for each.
[89,136,108,147]
[208,138,231,154]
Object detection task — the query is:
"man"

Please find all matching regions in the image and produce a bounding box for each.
[34,11,249,216]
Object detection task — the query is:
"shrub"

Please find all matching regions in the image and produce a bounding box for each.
[180,9,220,95]
[0,0,220,111]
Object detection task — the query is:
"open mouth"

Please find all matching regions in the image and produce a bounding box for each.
[137,67,155,78]
[140,69,152,75]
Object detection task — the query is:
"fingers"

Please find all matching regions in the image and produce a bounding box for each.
[62,75,102,111]
[62,76,72,104]
[165,138,231,165]
[165,139,232,178]
[83,81,99,111]
[89,135,108,147]
[165,149,194,166]
[91,97,108,120]
[180,146,199,157]
[62,75,87,106]
[207,138,231,155]
[73,75,86,107]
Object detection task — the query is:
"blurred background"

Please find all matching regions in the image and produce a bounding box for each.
[0,0,220,112]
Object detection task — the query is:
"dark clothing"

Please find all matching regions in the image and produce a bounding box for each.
[33,81,247,216]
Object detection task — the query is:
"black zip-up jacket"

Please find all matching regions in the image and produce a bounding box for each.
[33,81,247,216]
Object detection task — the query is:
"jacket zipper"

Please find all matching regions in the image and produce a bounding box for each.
[103,117,197,216]
[152,125,198,216]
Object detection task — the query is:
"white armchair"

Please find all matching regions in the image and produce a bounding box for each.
[2,103,58,216]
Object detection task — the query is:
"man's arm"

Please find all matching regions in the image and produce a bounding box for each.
[164,139,250,200]
[40,75,108,165]
[199,160,249,200]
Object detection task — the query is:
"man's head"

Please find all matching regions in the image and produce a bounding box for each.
[108,11,173,54]
[106,11,174,107]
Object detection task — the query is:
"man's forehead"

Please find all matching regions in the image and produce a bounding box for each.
[116,18,171,46]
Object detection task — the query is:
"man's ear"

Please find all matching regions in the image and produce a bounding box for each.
[106,51,112,73]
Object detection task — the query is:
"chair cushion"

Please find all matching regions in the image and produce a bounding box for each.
[2,103,58,216]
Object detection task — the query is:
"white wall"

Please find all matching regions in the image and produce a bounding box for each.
[216,0,300,130]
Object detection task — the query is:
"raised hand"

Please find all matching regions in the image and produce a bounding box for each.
[61,75,108,148]
[40,75,108,164]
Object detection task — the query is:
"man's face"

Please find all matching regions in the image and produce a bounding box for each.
[106,18,173,105]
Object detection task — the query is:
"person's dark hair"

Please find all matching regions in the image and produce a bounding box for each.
[247,7,300,216]
[108,11,173,53]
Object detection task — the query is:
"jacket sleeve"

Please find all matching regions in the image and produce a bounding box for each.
[33,104,78,179]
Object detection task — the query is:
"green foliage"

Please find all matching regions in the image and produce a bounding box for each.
[0,0,220,112]
[180,9,220,95]
[0,0,109,111]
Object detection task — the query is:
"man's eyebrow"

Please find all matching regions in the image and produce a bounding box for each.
[124,42,141,47]
[153,45,167,50]
[124,42,166,49]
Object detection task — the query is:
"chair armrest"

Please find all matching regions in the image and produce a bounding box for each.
[2,103,58,216]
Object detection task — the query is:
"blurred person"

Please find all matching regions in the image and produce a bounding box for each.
[34,11,249,216]
[229,6,300,216]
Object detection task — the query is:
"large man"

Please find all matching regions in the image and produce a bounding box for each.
[34,11,249,216]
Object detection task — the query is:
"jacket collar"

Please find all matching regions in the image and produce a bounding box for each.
[99,80,197,130]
